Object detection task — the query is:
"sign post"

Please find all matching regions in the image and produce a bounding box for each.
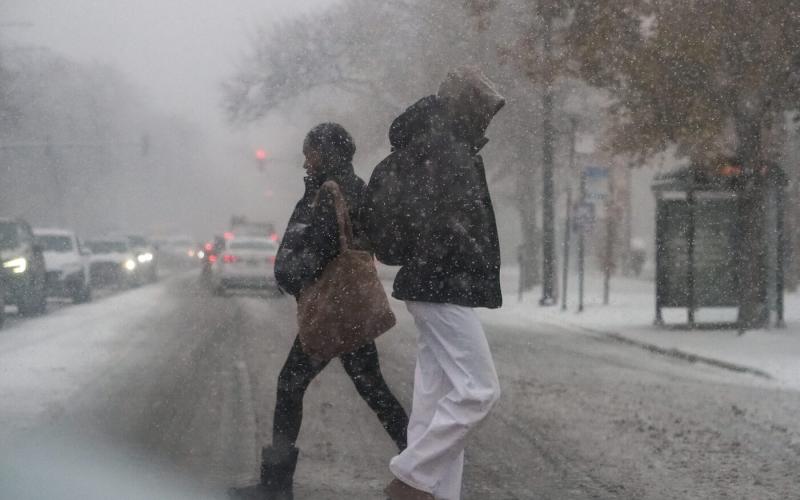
[561,188,572,311]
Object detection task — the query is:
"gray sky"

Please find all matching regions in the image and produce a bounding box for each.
[2,0,337,126]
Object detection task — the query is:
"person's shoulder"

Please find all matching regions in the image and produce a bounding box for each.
[348,173,367,195]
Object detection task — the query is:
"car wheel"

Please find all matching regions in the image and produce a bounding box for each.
[19,276,46,316]
[72,277,92,304]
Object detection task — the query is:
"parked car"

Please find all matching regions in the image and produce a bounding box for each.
[84,237,139,288]
[126,234,158,283]
[210,236,278,294]
[35,228,92,303]
[0,218,47,316]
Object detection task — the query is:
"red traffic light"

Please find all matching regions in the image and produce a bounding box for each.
[255,148,268,161]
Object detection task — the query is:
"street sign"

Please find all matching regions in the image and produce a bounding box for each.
[583,165,610,204]
[584,166,609,179]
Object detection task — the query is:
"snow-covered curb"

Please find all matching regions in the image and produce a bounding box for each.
[484,271,800,391]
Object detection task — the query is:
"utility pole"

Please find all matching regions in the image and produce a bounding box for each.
[44,135,68,227]
[623,164,633,275]
[539,8,557,306]
[561,117,577,311]
[578,168,586,313]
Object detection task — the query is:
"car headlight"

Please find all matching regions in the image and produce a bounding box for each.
[124,259,137,271]
[3,257,27,274]
[137,252,153,264]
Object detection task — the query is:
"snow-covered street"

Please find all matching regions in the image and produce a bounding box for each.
[2,272,799,499]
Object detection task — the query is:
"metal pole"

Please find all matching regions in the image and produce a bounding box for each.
[578,169,586,313]
[603,171,615,305]
[687,188,696,329]
[562,188,572,311]
[776,183,786,328]
[562,118,577,312]
[624,165,633,275]
[654,197,664,326]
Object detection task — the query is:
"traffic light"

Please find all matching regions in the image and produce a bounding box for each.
[255,148,268,171]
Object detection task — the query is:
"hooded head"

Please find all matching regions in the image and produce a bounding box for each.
[302,122,356,175]
[437,66,505,144]
[388,95,443,151]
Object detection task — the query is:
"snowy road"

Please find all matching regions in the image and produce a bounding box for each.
[2,273,800,499]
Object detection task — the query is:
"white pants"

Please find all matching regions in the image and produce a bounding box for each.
[390,301,500,500]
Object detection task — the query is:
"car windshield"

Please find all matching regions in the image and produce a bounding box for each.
[0,222,18,250]
[86,241,127,254]
[229,240,276,251]
[39,235,73,253]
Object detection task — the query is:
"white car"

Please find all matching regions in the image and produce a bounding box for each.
[211,236,278,294]
[35,228,92,303]
[85,238,140,288]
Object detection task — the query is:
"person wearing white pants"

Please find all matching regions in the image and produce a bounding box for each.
[389,302,500,500]
[376,66,506,500]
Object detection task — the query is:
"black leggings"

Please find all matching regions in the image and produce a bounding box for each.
[272,336,409,452]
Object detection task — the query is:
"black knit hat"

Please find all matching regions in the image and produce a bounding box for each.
[303,122,356,163]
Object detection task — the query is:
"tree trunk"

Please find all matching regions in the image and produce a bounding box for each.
[540,12,557,305]
[736,116,769,329]
[785,157,800,291]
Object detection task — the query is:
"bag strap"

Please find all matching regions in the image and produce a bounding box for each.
[315,180,354,253]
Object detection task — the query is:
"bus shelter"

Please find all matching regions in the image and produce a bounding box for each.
[651,162,787,329]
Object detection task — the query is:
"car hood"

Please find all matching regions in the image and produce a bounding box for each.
[43,252,81,272]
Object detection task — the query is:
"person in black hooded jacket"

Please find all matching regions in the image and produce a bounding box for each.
[382,67,504,500]
[230,123,408,500]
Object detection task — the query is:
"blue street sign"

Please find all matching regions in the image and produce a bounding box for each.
[584,166,609,179]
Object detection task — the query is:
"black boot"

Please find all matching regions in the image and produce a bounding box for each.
[228,446,299,500]
[260,445,299,499]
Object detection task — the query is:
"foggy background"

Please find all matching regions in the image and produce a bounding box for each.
[0,0,339,239]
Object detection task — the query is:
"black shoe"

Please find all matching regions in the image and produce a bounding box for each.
[260,445,299,494]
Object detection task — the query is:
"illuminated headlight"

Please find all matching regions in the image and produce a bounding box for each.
[197,250,205,259]
[3,257,27,274]
[137,252,154,264]
[124,259,137,272]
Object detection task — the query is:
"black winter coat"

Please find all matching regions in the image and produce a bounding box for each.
[274,162,366,297]
[389,96,503,309]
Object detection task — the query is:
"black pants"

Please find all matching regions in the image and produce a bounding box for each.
[272,336,409,452]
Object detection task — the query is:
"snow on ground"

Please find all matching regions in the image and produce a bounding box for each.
[482,267,800,392]
[0,281,173,445]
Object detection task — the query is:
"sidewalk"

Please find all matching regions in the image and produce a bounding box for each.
[484,268,800,391]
